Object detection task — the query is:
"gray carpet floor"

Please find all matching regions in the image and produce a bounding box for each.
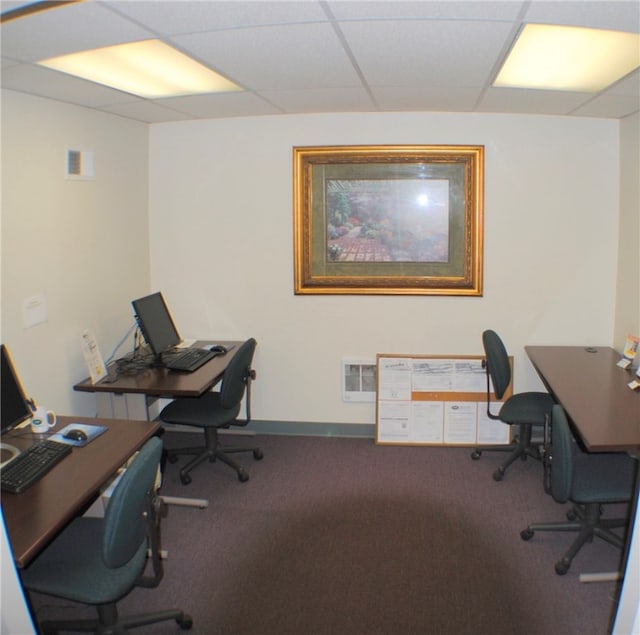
[30,432,630,634]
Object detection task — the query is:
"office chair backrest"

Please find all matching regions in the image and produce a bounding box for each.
[220,338,257,411]
[549,405,573,505]
[482,329,512,400]
[103,436,162,568]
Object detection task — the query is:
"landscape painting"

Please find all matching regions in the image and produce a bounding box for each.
[293,145,484,296]
[326,178,450,263]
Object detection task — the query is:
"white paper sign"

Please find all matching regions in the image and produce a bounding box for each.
[81,329,107,384]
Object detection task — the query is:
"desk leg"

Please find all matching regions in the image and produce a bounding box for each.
[93,392,209,510]
[160,495,208,509]
[579,571,622,583]
[95,392,149,420]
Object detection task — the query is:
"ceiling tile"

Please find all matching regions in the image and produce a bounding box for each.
[156,91,283,119]
[1,2,154,62]
[257,86,376,114]
[108,0,328,34]
[372,85,481,112]
[172,22,363,90]
[327,0,525,21]
[572,94,640,118]
[607,69,640,97]
[478,86,592,116]
[99,100,199,124]
[1,0,637,122]
[1,64,144,107]
[523,0,640,33]
[340,19,514,87]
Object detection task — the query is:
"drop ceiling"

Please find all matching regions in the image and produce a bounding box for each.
[1,0,638,124]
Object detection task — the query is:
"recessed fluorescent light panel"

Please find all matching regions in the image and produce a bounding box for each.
[38,39,241,98]
[494,24,640,92]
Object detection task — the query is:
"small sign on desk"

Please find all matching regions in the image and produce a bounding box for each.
[81,330,107,383]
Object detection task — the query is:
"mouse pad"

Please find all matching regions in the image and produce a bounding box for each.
[50,423,107,447]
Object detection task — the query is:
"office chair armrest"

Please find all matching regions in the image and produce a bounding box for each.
[483,359,500,420]
[541,413,552,495]
[230,368,256,428]
[136,493,165,589]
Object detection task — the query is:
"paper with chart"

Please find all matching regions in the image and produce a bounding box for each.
[376,354,511,446]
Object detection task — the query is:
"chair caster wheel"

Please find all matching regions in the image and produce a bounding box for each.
[566,508,577,521]
[253,449,264,460]
[471,450,482,460]
[520,528,534,541]
[180,473,192,485]
[555,559,570,575]
[493,468,505,481]
[178,614,193,630]
[167,455,178,464]
[238,469,249,482]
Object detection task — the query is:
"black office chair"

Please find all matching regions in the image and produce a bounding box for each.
[161,337,263,484]
[21,437,193,634]
[471,329,555,480]
[521,404,637,575]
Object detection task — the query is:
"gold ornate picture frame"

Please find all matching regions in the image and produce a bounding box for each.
[293,145,484,296]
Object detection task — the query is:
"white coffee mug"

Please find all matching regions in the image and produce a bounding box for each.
[31,407,56,434]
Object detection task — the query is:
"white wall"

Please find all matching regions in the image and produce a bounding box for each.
[1,90,150,417]
[611,111,640,635]
[0,512,35,634]
[149,112,620,425]
[1,89,150,635]
[614,111,640,343]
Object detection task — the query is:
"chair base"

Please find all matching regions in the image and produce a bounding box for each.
[37,602,192,635]
[166,427,263,484]
[521,502,628,575]
[470,423,541,480]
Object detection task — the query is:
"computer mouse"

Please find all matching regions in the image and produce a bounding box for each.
[209,345,228,354]
[63,428,88,442]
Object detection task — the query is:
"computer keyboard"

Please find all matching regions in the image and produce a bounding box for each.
[1,440,72,494]
[164,348,217,372]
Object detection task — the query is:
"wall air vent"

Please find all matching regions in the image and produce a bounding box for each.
[342,359,376,402]
[65,149,95,180]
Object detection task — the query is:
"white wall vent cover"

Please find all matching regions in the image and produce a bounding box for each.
[65,149,95,180]
[342,359,376,402]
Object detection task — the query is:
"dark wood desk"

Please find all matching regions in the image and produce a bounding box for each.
[525,346,640,452]
[2,416,159,568]
[74,341,242,421]
[526,345,640,586]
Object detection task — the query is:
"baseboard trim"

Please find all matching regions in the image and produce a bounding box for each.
[162,420,375,438]
[245,420,376,438]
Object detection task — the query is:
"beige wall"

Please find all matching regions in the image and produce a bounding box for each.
[614,111,640,345]
[610,113,639,633]
[1,90,150,416]
[1,89,638,635]
[1,92,634,427]
[149,111,622,424]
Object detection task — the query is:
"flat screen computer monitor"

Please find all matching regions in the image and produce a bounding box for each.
[131,292,182,362]
[1,344,33,464]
